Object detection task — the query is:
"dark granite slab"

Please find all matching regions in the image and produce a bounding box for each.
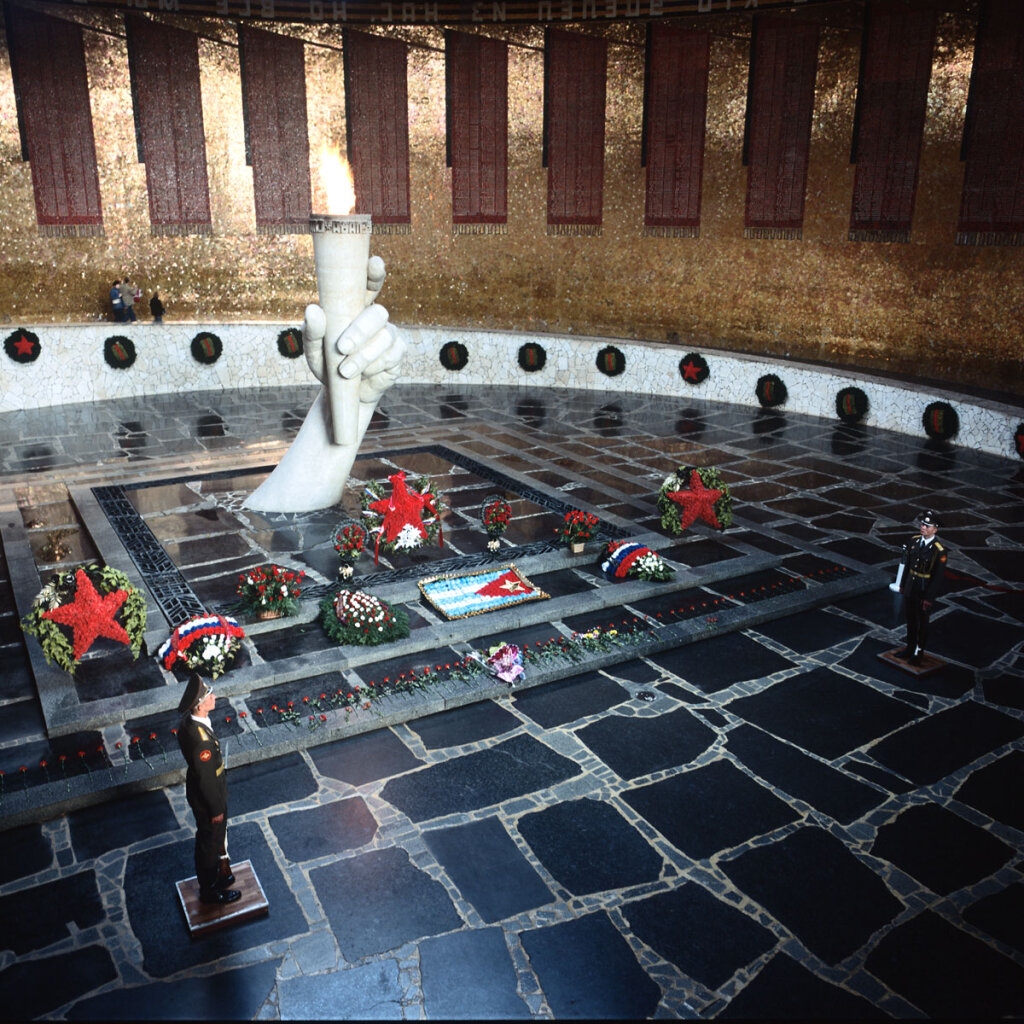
[382,733,582,823]
[517,797,663,895]
[511,671,630,729]
[0,823,52,885]
[227,750,318,815]
[68,788,179,861]
[864,910,1024,1018]
[269,797,378,862]
[648,632,797,694]
[0,945,118,1020]
[0,870,104,955]
[923,608,1024,669]
[520,912,662,1019]
[752,607,867,654]
[622,882,776,990]
[311,845,462,960]
[722,826,904,965]
[311,728,425,787]
[622,759,800,861]
[423,817,554,923]
[962,882,1024,955]
[406,699,521,749]
[602,657,661,683]
[726,725,885,824]
[73,649,168,702]
[867,701,1024,786]
[574,707,716,780]
[727,668,924,760]
[839,636,975,699]
[953,750,1024,832]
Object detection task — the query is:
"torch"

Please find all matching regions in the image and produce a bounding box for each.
[310,146,371,446]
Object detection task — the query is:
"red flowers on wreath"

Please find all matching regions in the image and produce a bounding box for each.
[556,509,600,545]
[333,523,367,561]
[236,564,305,615]
[482,498,512,537]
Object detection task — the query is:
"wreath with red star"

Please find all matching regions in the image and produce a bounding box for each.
[21,563,147,675]
[657,465,733,534]
[277,327,303,359]
[4,329,41,364]
[678,353,709,385]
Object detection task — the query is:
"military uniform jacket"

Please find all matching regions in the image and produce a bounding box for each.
[900,536,947,601]
[177,715,228,818]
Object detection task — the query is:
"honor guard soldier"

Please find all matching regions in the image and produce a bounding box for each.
[897,510,947,666]
[176,673,240,905]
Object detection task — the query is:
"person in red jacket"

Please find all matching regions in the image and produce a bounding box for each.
[176,673,240,905]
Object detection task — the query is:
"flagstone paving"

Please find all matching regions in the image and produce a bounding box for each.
[0,382,1022,1019]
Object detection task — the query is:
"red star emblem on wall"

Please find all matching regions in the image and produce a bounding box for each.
[680,359,702,381]
[13,335,36,356]
[666,470,723,531]
[40,569,131,661]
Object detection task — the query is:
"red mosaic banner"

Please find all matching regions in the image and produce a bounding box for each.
[5,7,103,236]
[126,15,212,235]
[544,28,607,235]
[849,0,936,242]
[643,24,709,237]
[239,25,312,234]
[957,0,1024,245]
[744,14,820,239]
[446,30,508,234]
[344,30,411,231]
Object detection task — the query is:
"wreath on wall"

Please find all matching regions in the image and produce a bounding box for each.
[657,465,733,533]
[190,331,223,365]
[755,373,788,408]
[4,328,41,364]
[835,386,869,424]
[103,335,137,370]
[276,327,303,359]
[518,342,547,373]
[1014,423,1024,460]
[596,345,626,377]
[439,341,469,372]
[922,400,959,440]
[678,353,710,385]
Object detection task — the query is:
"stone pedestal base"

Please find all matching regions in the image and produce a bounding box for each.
[878,647,944,676]
[175,859,269,938]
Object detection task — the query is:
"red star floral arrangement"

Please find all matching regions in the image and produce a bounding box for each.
[4,328,41,364]
[657,466,733,534]
[361,471,445,563]
[21,563,147,675]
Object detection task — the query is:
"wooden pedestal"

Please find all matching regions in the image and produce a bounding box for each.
[878,647,944,676]
[175,859,269,938]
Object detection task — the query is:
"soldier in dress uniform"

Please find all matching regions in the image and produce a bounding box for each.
[897,510,947,666]
[176,672,240,905]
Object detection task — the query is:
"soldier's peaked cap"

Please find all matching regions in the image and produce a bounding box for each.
[919,510,940,528]
[177,672,211,714]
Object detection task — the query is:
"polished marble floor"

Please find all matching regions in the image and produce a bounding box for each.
[0,383,1023,1020]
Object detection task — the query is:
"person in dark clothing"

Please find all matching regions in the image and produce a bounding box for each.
[176,673,240,905]
[109,281,125,322]
[897,510,947,665]
[150,292,165,323]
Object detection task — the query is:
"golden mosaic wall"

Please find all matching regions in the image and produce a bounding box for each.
[0,1,1020,394]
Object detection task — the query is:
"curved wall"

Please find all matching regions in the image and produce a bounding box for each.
[1,322,1019,460]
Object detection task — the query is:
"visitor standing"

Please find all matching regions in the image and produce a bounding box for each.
[119,277,138,322]
[150,292,165,324]
[109,281,125,322]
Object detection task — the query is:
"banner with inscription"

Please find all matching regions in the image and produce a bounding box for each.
[849,0,936,243]
[743,14,819,240]
[957,0,1024,246]
[5,7,103,236]
[643,24,709,238]
[127,15,213,235]
[344,29,411,232]
[446,30,508,234]
[544,27,606,235]
[239,24,312,234]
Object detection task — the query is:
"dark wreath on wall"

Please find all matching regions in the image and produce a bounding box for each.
[679,353,709,385]
[835,386,869,424]
[755,373,787,408]
[439,341,469,371]
[4,329,41,364]
[518,342,547,372]
[922,401,959,440]
[191,332,223,365]
[596,345,626,377]
[276,327,303,359]
[103,335,137,369]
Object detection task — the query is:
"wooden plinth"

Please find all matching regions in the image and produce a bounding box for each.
[878,647,944,676]
[175,859,269,938]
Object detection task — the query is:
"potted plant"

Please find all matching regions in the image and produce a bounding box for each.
[333,523,367,579]
[481,496,512,552]
[556,509,600,554]
[236,564,305,619]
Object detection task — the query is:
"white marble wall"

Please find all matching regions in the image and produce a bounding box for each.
[2,322,1020,460]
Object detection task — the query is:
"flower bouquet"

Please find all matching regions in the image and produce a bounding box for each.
[158,614,246,679]
[481,496,512,552]
[555,509,600,552]
[361,471,444,563]
[319,590,410,646]
[485,642,524,685]
[333,523,367,579]
[21,563,147,675]
[236,563,305,618]
[600,541,674,582]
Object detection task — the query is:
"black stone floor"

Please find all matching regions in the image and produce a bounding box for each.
[1,383,1023,1019]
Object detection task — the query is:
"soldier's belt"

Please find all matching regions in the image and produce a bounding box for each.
[909,570,931,578]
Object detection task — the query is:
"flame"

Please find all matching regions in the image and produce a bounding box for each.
[320,144,356,216]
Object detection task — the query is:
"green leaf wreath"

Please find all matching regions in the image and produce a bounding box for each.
[21,563,147,675]
[657,465,733,533]
[319,590,410,646]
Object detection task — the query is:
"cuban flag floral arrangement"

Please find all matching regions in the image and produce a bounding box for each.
[600,541,674,582]
[157,614,246,679]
